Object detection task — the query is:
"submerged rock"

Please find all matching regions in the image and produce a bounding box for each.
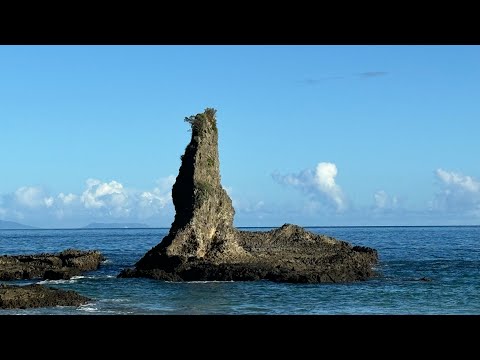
[0,249,104,280]
[0,283,90,309]
[119,108,378,283]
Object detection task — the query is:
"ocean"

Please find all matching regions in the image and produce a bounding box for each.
[1,226,479,314]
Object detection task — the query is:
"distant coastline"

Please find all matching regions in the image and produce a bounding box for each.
[82,222,150,229]
[0,220,37,230]
[0,221,478,230]
[0,220,150,230]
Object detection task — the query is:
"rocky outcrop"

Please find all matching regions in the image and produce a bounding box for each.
[0,284,90,309]
[0,249,104,280]
[119,108,378,283]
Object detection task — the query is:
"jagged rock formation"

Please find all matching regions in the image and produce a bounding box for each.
[119,108,378,283]
[0,284,90,309]
[0,249,104,280]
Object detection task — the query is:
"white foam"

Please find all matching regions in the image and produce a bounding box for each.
[108,298,127,302]
[83,274,116,280]
[167,280,235,284]
[38,279,77,285]
[99,298,128,303]
[78,305,98,312]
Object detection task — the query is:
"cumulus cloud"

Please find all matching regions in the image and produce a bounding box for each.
[137,175,175,218]
[373,190,399,210]
[272,162,347,211]
[14,186,49,208]
[314,163,346,210]
[0,176,176,226]
[81,179,128,216]
[431,169,480,214]
[436,169,480,193]
[44,197,54,208]
[58,193,77,205]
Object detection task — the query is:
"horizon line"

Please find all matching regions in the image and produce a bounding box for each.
[1,224,480,230]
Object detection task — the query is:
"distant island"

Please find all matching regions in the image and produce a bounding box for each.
[0,220,37,230]
[83,222,150,229]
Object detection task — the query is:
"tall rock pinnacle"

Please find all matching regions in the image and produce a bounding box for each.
[120,108,378,283]
[132,108,244,272]
[160,108,238,258]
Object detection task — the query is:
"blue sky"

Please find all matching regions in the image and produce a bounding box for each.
[1,45,479,227]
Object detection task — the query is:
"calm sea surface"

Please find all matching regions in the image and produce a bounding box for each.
[1,226,479,314]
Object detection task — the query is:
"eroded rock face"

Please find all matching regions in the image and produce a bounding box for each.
[0,284,90,309]
[119,109,378,283]
[132,109,245,271]
[0,249,104,280]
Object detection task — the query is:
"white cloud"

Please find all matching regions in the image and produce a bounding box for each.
[14,186,46,208]
[436,169,480,193]
[58,193,77,205]
[314,162,346,211]
[431,169,480,214]
[0,176,176,226]
[81,178,127,211]
[79,178,141,218]
[137,176,175,218]
[156,175,176,193]
[272,162,347,211]
[44,197,54,208]
[374,190,388,209]
[374,190,399,210]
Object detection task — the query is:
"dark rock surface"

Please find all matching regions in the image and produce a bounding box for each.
[0,283,90,309]
[119,108,378,283]
[0,249,104,280]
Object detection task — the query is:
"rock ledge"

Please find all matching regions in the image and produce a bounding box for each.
[0,249,104,280]
[119,109,378,283]
[0,284,90,309]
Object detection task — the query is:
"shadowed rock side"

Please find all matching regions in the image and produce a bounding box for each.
[0,249,104,280]
[119,108,378,283]
[0,284,90,309]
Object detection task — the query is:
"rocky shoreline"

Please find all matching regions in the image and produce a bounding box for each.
[0,283,90,309]
[119,108,378,283]
[0,249,103,309]
[121,224,377,283]
[0,249,104,281]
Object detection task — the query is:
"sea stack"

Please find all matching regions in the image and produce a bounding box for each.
[119,108,378,283]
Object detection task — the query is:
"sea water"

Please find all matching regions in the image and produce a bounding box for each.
[0,226,479,314]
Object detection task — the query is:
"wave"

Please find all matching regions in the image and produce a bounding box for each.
[77,303,133,314]
[78,274,116,279]
[167,280,235,284]
[77,305,99,312]
[38,274,117,284]
[38,279,77,285]
[99,298,128,303]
